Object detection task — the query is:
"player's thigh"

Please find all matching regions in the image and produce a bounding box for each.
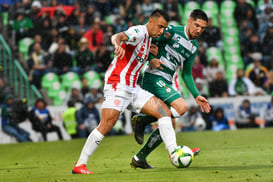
[141,96,171,119]
[143,76,181,106]
[170,97,188,115]
[131,86,171,118]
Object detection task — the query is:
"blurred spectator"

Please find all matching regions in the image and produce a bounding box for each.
[93,0,111,18]
[29,1,43,35]
[192,55,205,81]
[67,8,81,26]
[0,0,13,13]
[257,4,272,26]
[64,85,84,105]
[85,83,103,103]
[104,25,115,51]
[179,106,206,131]
[195,78,209,97]
[84,20,104,53]
[28,34,48,55]
[113,15,126,34]
[243,34,263,66]
[239,24,255,50]
[22,0,32,15]
[62,100,78,138]
[234,0,256,29]
[140,0,156,21]
[81,78,90,98]
[65,27,81,54]
[1,95,31,142]
[48,36,70,55]
[45,28,59,52]
[235,99,259,128]
[261,22,273,67]
[132,12,146,25]
[50,0,59,7]
[163,0,180,23]
[50,43,73,75]
[245,52,269,91]
[56,14,69,37]
[197,41,208,67]
[74,15,89,36]
[228,68,255,96]
[85,5,96,26]
[209,71,228,98]
[0,78,12,105]
[12,10,33,42]
[200,18,222,48]
[76,97,100,138]
[258,12,273,41]
[203,56,225,83]
[28,43,49,89]
[8,1,23,19]
[257,0,273,15]
[74,37,95,74]
[94,43,112,73]
[51,6,66,27]
[119,0,140,21]
[28,98,63,141]
[263,96,273,127]
[210,107,230,131]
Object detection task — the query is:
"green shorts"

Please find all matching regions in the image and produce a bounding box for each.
[142,73,181,106]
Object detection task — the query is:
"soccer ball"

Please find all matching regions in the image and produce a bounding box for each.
[170,145,194,168]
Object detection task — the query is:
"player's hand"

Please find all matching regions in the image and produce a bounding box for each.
[114,45,125,59]
[150,44,158,56]
[195,95,211,113]
[149,58,164,70]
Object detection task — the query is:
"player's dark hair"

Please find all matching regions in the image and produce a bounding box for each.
[190,9,208,22]
[150,9,170,22]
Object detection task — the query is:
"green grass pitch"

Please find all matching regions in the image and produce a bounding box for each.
[1,128,273,182]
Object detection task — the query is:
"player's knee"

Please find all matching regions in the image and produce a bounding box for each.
[171,104,188,117]
[97,119,116,135]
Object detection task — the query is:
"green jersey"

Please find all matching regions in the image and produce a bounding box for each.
[144,25,200,98]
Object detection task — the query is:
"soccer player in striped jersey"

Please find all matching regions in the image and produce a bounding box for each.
[130,9,211,169]
[72,9,182,174]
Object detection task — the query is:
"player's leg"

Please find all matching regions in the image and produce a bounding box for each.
[73,108,120,174]
[132,78,181,144]
[140,96,177,154]
[73,85,129,174]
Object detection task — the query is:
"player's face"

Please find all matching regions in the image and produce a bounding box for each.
[148,16,168,38]
[187,18,207,39]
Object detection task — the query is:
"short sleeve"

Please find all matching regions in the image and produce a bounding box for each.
[123,26,144,46]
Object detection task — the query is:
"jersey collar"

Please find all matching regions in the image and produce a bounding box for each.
[184,26,190,40]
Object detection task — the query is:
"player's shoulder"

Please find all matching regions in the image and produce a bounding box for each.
[126,25,146,35]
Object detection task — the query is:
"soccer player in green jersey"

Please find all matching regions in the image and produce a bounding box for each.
[130,9,211,169]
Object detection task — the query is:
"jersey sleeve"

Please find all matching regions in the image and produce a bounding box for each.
[123,26,143,46]
[182,53,200,98]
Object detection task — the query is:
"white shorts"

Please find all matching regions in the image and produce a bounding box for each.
[101,84,154,113]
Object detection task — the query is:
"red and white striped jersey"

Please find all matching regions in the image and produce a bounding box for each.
[105,25,151,89]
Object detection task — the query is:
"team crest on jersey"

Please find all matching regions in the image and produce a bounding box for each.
[164,32,171,39]
[165,86,172,93]
[114,99,121,106]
